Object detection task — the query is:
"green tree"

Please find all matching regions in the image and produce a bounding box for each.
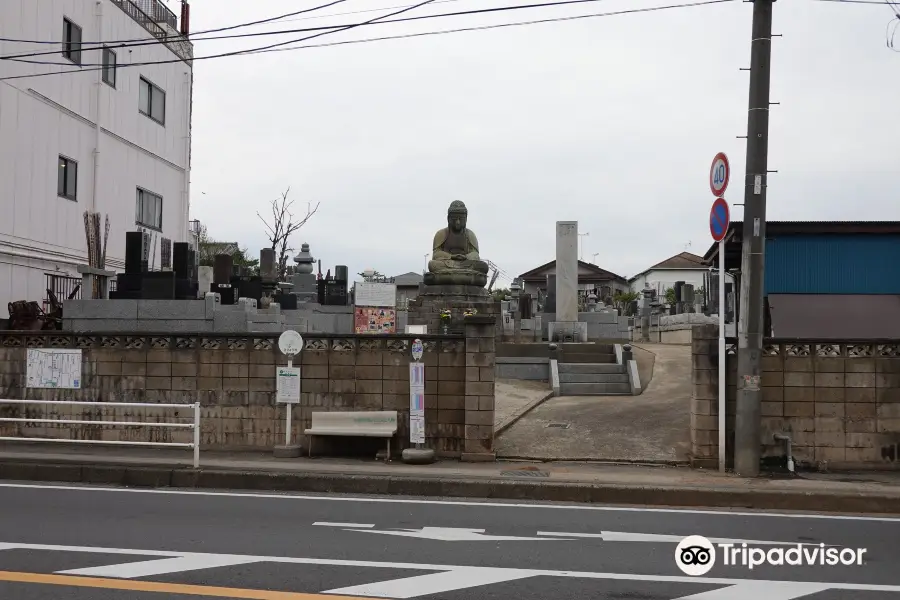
[613,290,640,315]
[491,288,510,301]
[664,287,676,305]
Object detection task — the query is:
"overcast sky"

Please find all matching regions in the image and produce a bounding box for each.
[182,0,898,285]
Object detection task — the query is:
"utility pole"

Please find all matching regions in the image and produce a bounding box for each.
[734,0,775,477]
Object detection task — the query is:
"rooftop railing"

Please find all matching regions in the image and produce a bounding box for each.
[110,0,193,64]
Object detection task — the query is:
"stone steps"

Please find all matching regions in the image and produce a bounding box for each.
[558,363,624,375]
[559,372,629,384]
[559,382,632,396]
[560,352,617,364]
[557,362,631,396]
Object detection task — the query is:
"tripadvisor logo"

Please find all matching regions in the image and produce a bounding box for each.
[675,535,867,576]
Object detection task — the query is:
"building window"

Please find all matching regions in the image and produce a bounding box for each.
[102,47,116,87]
[62,18,82,64]
[58,156,77,201]
[135,188,163,230]
[138,77,165,124]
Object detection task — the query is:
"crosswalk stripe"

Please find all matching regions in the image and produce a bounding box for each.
[672,581,831,599]
[324,567,541,598]
[58,555,263,579]
[3,541,900,596]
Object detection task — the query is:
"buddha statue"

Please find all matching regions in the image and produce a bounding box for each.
[424,200,490,287]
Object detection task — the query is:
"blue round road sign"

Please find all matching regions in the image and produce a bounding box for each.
[710,197,730,242]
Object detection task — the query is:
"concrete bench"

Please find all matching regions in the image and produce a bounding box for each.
[304,411,398,461]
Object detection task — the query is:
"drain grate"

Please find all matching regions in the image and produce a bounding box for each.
[501,470,550,478]
[546,422,570,429]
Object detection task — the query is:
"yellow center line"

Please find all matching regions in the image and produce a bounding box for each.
[0,570,369,599]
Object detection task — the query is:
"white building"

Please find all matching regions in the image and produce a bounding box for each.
[628,252,710,296]
[0,0,193,317]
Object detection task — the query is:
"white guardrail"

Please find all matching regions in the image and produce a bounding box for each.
[0,400,200,468]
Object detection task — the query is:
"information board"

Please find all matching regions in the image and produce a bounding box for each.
[26,349,82,389]
[276,366,301,404]
[354,282,397,308]
[409,362,425,444]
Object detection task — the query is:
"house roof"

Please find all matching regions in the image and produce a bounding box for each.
[627,252,706,282]
[703,221,900,269]
[518,259,627,283]
[393,271,424,287]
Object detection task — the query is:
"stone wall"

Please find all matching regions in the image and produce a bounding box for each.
[691,324,900,469]
[407,288,501,337]
[540,311,630,341]
[0,318,497,460]
[64,299,354,335]
[632,314,736,345]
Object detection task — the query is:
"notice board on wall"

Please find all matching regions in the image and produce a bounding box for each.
[354,307,396,334]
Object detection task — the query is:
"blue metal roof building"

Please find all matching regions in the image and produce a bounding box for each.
[705,222,900,295]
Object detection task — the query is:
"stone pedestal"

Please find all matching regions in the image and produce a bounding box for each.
[407,285,499,335]
[548,321,588,343]
[402,447,436,464]
[273,444,302,458]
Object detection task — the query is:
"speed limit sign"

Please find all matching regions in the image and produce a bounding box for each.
[709,152,730,198]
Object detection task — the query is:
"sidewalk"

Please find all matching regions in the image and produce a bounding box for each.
[0,445,898,515]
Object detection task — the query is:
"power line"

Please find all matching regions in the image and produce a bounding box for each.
[246,0,465,24]
[264,1,736,53]
[3,0,441,69]
[0,0,351,47]
[5,0,633,63]
[0,0,737,82]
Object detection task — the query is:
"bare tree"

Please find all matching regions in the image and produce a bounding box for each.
[257,188,319,280]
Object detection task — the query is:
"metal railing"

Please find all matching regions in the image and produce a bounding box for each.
[44,274,82,312]
[0,400,200,468]
[109,0,193,63]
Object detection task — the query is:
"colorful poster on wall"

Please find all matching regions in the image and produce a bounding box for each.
[354,307,396,334]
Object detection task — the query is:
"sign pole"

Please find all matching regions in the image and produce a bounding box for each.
[718,238,726,473]
[708,156,731,473]
[402,338,435,464]
[286,356,293,447]
[274,330,303,458]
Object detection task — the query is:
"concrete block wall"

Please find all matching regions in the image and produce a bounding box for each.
[64,299,356,334]
[0,326,496,460]
[691,324,900,469]
[633,315,736,344]
[463,316,497,460]
[496,357,550,380]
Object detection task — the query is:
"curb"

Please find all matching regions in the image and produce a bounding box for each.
[494,391,554,437]
[0,460,898,515]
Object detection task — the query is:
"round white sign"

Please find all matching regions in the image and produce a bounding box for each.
[709,152,730,197]
[411,339,424,361]
[278,330,304,356]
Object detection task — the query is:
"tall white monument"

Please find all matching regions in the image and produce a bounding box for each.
[549,221,588,342]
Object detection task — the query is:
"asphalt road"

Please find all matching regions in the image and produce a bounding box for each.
[0,481,898,599]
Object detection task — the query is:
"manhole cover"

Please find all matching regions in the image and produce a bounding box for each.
[545,422,570,429]
[500,470,550,478]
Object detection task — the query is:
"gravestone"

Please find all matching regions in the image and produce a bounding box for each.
[260,248,277,281]
[197,266,214,299]
[291,243,318,302]
[549,221,587,342]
